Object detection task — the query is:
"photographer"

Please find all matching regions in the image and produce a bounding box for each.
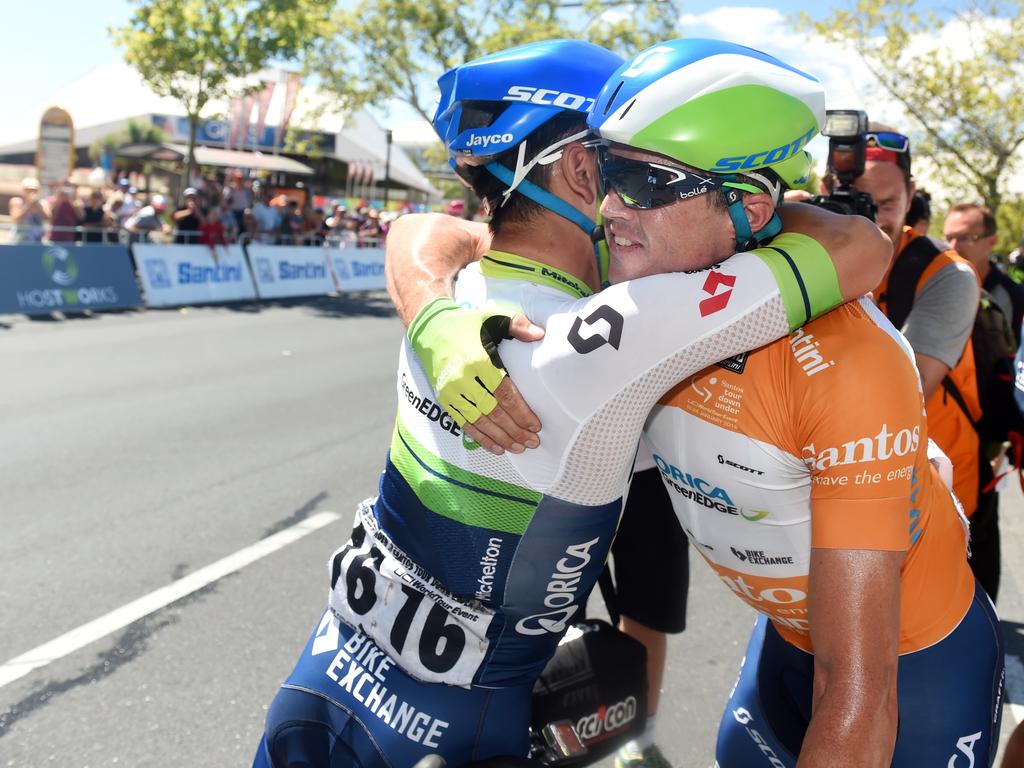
[819,122,983,533]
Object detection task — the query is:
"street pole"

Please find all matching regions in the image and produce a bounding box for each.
[384,129,393,210]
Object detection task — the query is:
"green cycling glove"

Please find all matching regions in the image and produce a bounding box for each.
[407,297,513,426]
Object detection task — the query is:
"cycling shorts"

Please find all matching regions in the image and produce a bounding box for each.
[253,610,531,768]
[715,580,1004,767]
[612,468,689,634]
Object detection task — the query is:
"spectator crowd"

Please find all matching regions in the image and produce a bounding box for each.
[5,171,400,247]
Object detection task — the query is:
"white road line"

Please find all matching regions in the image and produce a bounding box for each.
[0,511,341,690]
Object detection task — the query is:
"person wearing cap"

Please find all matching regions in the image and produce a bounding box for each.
[843,125,984,548]
[124,194,170,242]
[251,186,280,243]
[114,183,141,230]
[173,188,205,244]
[9,177,49,244]
[224,170,253,232]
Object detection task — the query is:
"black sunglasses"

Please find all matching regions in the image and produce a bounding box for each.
[596,146,727,210]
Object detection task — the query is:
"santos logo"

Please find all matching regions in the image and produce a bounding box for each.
[802,424,921,471]
[467,133,514,149]
[504,86,596,111]
[515,537,600,635]
[576,696,638,741]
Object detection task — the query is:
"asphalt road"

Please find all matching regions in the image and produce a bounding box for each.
[1,298,1023,767]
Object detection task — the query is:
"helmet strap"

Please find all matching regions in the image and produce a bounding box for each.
[484,161,597,237]
[721,177,782,252]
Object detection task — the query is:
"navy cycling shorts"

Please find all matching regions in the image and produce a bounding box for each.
[253,610,531,768]
[715,580,1004,767]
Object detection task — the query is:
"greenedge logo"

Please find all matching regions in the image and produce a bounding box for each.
[741,509,769,521]
[42,247,79,286]
[462,433,481,451]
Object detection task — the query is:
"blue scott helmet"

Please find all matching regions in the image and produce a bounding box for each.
[433,39,623,236]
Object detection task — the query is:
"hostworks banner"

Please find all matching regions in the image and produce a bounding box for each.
[0,244,142,315]
[133,244,257,306]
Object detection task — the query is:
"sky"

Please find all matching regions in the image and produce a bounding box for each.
[10,0,954,131]
[8,0,979,193]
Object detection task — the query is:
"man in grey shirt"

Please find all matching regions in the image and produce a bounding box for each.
[945,201,1024,343]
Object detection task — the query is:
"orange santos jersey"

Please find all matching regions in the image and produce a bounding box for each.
[644,297,975,654]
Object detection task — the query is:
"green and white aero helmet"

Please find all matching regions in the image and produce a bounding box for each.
[588,38,825,246]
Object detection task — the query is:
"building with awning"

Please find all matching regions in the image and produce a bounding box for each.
[115,143,316,175]
[0,62,440,205]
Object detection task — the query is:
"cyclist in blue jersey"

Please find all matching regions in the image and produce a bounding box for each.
[254,39,888,768]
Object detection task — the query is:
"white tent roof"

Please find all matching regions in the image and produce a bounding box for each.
[0,63,439,197]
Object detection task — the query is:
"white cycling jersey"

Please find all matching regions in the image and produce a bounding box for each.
[327,233,842,690]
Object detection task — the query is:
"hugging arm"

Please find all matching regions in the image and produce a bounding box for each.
[386,214,543,453]
[387,206,891,454]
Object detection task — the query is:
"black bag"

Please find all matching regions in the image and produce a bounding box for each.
[530,570,647,764]
[883,236,1024,447]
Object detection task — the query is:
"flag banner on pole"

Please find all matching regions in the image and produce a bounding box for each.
[254,82,277,141]
[227,97,244,150]
[276,72,303,151]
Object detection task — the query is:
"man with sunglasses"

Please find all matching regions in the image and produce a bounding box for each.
[391,41,1004,766]
[254,39,891,768]
[945,202,1024,342]
[844,127,982,513]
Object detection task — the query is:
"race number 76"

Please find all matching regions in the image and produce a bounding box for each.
[329,530,485,684]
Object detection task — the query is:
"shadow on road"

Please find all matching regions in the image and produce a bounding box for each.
[0,581,224,739]
[1,292,397,326]
[263,292,396,320]
[262,491,330,539]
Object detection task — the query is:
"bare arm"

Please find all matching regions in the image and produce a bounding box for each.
[388,207,891,454]
[915,353,950,400]
[777,203,892,302]
[385,213,492,325]
[798,547,902,767]
[386,213,543,454]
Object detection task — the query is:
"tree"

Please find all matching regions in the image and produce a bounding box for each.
[306,0,682,124]
[110,0,331,191]
[799,0,1024,213]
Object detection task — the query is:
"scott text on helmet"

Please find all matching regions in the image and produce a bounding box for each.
[711,127,816,173]
[504,86,596,111]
